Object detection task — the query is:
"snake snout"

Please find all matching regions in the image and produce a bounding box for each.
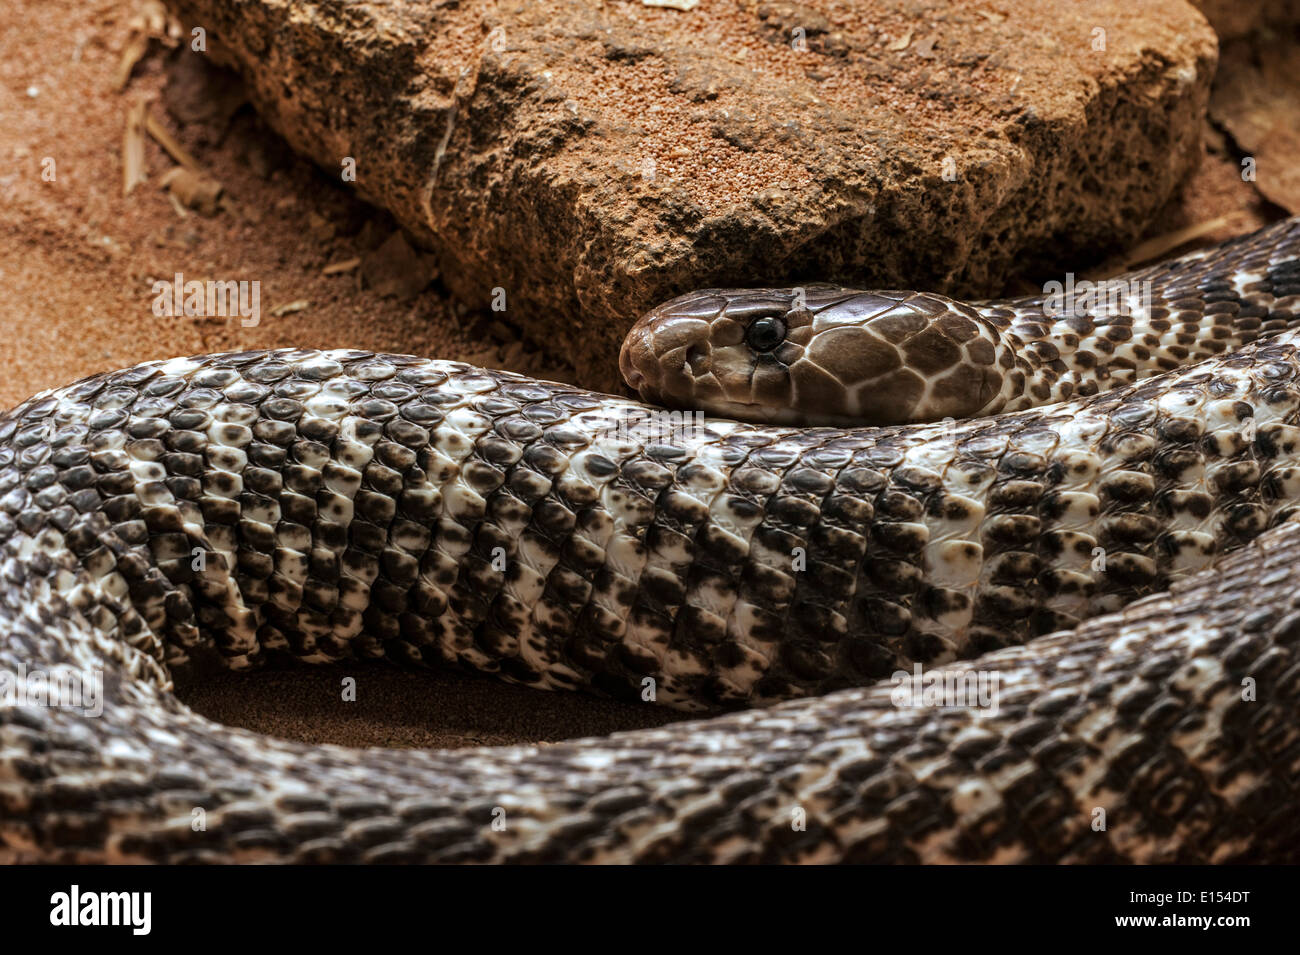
[620,290,728,410]
[621,288,819,425]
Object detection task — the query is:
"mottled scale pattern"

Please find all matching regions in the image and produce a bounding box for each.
[622,217,1300,427]
[994,216,1300,416]
[2,220,1300,863]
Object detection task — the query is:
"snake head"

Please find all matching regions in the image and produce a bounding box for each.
[620,285,1014,426]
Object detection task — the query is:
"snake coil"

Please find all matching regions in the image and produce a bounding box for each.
[2,218,1300,862]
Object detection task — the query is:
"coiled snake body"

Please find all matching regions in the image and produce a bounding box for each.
[2,218,1300,863]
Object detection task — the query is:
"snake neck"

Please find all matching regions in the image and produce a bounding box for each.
[978,216,1300,419]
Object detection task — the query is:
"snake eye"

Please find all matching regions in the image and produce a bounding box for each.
[745,315,787,353]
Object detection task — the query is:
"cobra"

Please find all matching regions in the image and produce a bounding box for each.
[2,217,1299,863]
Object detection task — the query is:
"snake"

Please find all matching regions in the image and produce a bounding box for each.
[2,216,1300,864]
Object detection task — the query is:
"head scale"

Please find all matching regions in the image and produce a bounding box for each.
[620,285,1012,426]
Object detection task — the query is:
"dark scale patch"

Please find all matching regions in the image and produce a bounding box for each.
[987,478,1040,514]
[522,443,569,476]
[998,451,1046,475]
[901,629,947,663]
[789,601,848,643]
[749,520,801,559]
[870,521,928,553]
[321,462,363,497]
[354,490,398,525]
[740,559,796,605]
[299,417,340,444]
[283,465,323,498]
[211,424,253,449]
[1101,514,1161,545]
[1101,553,1158,588]
[875,489,923,521]
[1156,416,1203,443]
[242,467,283,497]
[1157,531,1217,562]
[531,499,578,538]
[866,557,923,594]
[926,493,978,522]
[919,585,971,620]
[639,565,689,605]
[985,550,1041,584]
[802,561,856,602]
[396,487,440,524]
[487,492,532,529]
[1210,460,1261,494]
[87,408,129,431]
[767,494,820,527]
[859,596,911,637]
[582,453,619,479]
[261,397,304,421]
[1151,447,1202,481]
[363,462,405,497]
[126,418,171,441]
[850,446,902,472]
[837,466,886,497]
[1037,490,1085,522]
[1222,502,1268,539]
[385,419,432,452]
[809,521,867,562]
[349,519,390,556]
[712,492,760,522]
[622,458,674,492]
[165,428,208,454]
[563,532,606,573]
[785,467,835,496]
[1097,470,1156,505]
[1038,530,1086,560]
[1262,466,1300,502]
[505,467,552,504]
[893,466,942,493]
[981,514,1042,548]
[822,492,873,524]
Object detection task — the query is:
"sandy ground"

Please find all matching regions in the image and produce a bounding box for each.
[0,0,1285,749]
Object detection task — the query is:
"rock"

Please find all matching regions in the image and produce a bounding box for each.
[163,51,246,128]
[1190,0,1300,40]
[362,231,435,301]
[355,216,396,253]
[164,0,1215,389]
[1211,27,1300,213]
[229,110,296,179]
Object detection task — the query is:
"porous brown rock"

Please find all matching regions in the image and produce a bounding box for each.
[165,0,1216,389]
[1211,25,1300,214]
[1190,0,1300,41]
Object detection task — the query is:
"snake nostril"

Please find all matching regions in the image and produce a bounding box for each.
[686,344,710,376]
